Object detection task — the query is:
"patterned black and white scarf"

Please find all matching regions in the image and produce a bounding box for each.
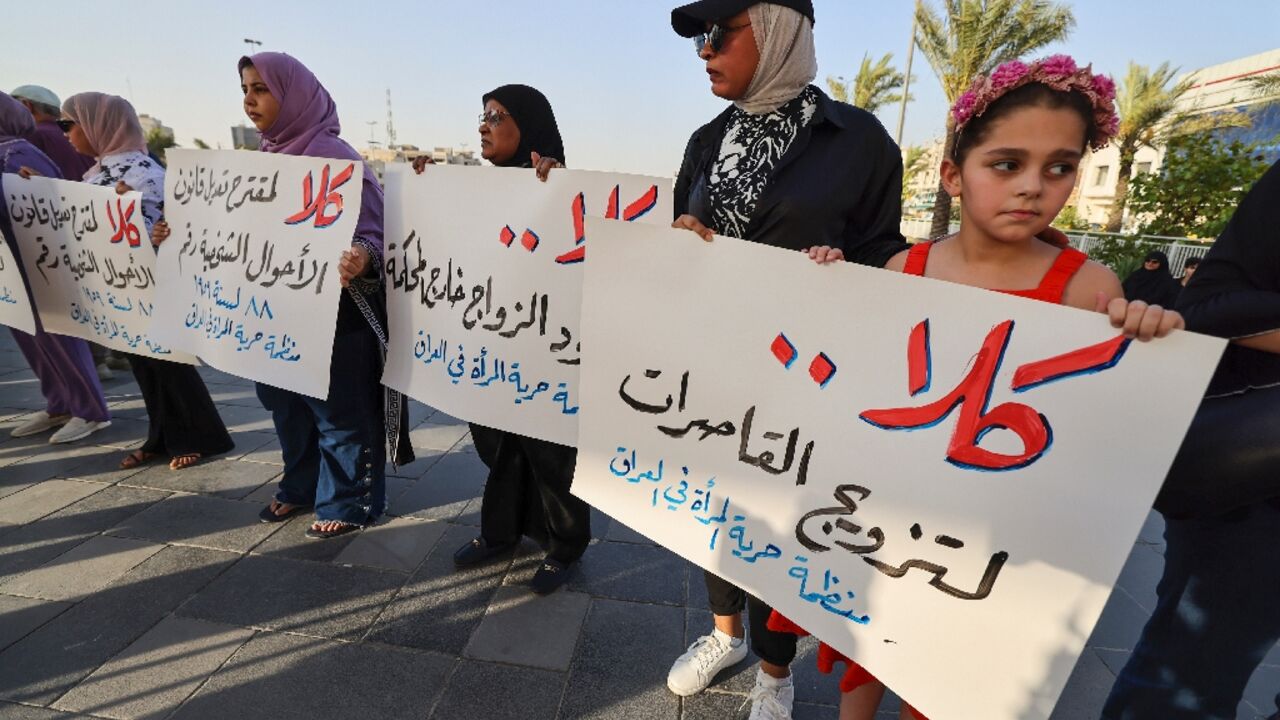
[707,85,819,239]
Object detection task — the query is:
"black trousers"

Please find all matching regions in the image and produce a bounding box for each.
[473,424,591,563]
[704,569,798,667]
[130,356,233,458]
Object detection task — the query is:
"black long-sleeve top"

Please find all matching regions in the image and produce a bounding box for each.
[674,87,908,268]
[1176,160,1280,396]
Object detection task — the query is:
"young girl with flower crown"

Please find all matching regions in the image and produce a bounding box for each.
[796,55,1185,720]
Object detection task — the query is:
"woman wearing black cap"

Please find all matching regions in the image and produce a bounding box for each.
[413,85,587,596]
[663,2,908,719]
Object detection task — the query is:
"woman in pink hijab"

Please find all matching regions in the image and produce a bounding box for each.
[58,92,233,470]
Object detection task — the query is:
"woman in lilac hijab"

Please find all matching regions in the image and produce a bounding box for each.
[157,52,407,538]
[0,91,113,444]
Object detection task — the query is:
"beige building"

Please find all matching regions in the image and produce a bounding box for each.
[1073,47,1280,230]
[357,144,481,182]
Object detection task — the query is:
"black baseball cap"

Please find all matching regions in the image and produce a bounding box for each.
[671,0,815,37]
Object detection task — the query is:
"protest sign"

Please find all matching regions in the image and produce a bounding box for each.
[0,234,35,335]
[382,164,672,445]
[2,173,193,363]
[573,220,1225,720]
[152,149,362,397]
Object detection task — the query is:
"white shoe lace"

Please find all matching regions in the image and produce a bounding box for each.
[742,681,792,720]
[681,635,727,674]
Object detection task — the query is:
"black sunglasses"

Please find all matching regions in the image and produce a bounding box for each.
[55,119,76,133]
[694,21,752,55]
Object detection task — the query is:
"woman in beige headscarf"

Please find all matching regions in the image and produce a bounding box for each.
[663,2,909,719]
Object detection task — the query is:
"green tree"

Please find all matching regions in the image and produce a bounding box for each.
[145,127,176,165]
[192,138,211,149]
[1103,63,1194,232]
[827,53,912,114]
[915,0,1075,238]
[1126,131,1271,238]
[901,144,930,205]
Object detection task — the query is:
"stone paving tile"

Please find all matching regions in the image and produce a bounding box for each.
[1113,542,1164,614]
[1243,664,1280,719]
[177,554,403,640]
[567,540,686,606]
[79,418,148,451]
[204,386,263,408]
[0,546,237,705]
[431,659,564,720]
[0,444,112,501]
[386,447,446,481]
[0,486,169,582]
[368,524,508,655]
[394,452,488,521]
[0,703,83,719]
[604,518,658,545]
[168,631,453,720]
[53,617,254,720]
[1093,647,1130,678]
[1047,649,1115,720]
[121,459,280,501]
[1085,588,1151,651]
[233,436,281,465]
[333,517,448,573]
[464,586,590,672]
[407,421,470,452]
[222,431,277,463]
[207,404,274,434]
[560,598,684,720]
[0,594,70,653]
[0,535,164,602]
[50,448,152,486]
[251,515,361,564]
[106,494,283,553]
[0,481,104,526]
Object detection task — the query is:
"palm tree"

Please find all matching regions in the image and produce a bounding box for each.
[145,127,176,165]
[1247,72,1280,103]
[1102,63,1195,232]
[915,0,1075,237]
[827,53,912,114]
[193,138,211,149]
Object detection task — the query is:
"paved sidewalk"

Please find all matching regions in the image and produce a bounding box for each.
[0,332,1275,719]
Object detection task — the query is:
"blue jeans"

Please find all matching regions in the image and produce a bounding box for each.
[1103,500,1280,719]
[257,320,386,526]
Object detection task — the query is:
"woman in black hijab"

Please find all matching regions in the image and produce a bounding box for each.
[414,84,587,596]
[1121,250,1181,307]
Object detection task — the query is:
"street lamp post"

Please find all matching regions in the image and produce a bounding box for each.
[244,38,263,53]
[895,4,918,148]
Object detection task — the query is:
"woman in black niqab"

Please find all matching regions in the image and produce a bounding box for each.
[1122,250,1181,306]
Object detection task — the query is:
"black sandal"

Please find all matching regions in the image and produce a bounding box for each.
[304,520,363,539]
[258,501,312,524]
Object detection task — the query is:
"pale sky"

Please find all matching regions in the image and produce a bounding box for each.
[7,1,1278,177]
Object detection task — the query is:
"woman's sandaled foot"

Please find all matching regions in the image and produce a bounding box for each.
[305,520,363,540]
[258,500,312,524]
[169,453,202,470]
[119,450,159,470]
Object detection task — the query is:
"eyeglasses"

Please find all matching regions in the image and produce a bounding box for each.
[694,21,752,55]
[478,110,511,128]
[55,119,76,133]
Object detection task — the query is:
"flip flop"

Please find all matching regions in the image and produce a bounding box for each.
[119,450,159,470]
[169,453,202,470]
[304,521,363,540]
[258,501,313,524]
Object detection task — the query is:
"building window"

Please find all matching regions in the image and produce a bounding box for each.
[1135,162,1152,176]
[1093,166,1110,187]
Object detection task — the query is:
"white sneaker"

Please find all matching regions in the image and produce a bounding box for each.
[742,668,794,720]
[666,629,748,696]
[49,418,110,444]
[11,411,71,438]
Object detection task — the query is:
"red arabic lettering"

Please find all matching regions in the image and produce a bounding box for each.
[283,163,355,228]
[106,198,141,248]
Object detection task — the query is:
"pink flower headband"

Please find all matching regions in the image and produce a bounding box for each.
[952,54,1119,151]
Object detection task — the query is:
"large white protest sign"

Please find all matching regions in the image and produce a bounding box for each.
[0,235,36,335]
[382,165,672,446]
[2,174,194,363]
[573,220,1225,720]
[151,149,362,398]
